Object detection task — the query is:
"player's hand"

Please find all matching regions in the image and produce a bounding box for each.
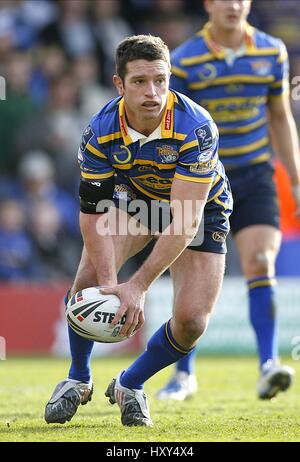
[292,184,300,218]
[100,282,146,338]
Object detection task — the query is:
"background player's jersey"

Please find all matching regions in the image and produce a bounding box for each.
[78,90,229,208]
[170,23,289,169]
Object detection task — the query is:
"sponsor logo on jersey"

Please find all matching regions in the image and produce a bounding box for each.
[251,60,272,76]
[198,63,217,80]
[164,109,172,130]
[113,145,132,164]
[190,159,214,174]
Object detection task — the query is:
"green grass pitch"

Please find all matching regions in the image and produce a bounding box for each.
[0,356,299,442]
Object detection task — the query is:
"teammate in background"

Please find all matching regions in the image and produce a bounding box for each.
[44,34,232,427]
[157,0,300,402]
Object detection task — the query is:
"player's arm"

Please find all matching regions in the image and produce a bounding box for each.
[103,178,211,337]
[268,92,300,215]
[129,178,210,291]
[79,181,117,287]
[78,122,117,286]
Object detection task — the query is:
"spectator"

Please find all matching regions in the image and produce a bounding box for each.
[17,150,80,236]
[0,199,40,281]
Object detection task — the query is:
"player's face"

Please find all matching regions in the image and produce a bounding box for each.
[205,0,252,31]
[114,59,170,132]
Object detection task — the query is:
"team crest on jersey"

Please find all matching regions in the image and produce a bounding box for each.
[80,125,93,152]
[251,60,272,76]
[157,145,179,163]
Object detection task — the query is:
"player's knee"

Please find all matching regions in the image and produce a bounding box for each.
[243,250,275,278]
[177,311,209,342]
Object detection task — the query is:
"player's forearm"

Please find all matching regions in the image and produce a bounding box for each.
[270,112,300,186]
[80,212,117,286]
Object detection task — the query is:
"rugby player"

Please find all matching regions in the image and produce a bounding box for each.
[44,34,232,427]
[157,0,300,402]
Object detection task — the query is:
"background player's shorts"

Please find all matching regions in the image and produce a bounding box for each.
[112,177,232,255]
[227,162,280,235]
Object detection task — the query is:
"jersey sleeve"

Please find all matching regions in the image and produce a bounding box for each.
[269,40,290,98]
[78,121,115,181]
[175,119,219,184]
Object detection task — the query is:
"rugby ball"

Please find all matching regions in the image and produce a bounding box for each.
[66,286,127,343]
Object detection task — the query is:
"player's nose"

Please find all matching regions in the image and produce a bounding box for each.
[144,81,157,97]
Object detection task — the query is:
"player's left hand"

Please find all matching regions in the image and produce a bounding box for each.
[101,282,146,337]
[292,184,300,218]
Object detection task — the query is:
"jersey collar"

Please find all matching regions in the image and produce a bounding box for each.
[201,21,256,59]
[118,90,176,146]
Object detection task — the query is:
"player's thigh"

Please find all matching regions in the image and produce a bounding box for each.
[170,248,225,321]
[73,209,152,290]
[110,207,153,271]
[234,224,282,278]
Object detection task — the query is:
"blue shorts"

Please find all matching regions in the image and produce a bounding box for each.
[113,177,232,255]
[227,162,280,235]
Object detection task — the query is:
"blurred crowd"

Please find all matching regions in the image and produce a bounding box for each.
[0,0,300,282]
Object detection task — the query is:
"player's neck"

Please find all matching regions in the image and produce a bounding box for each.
[125,114,162,137]
[209,23,246,51]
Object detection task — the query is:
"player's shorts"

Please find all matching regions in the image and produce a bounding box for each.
[227,162,280,235]
[112,176,232,254]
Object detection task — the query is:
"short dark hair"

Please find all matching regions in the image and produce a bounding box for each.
[115,35,171,80]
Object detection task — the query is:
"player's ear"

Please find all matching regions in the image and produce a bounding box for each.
[113,75,124,96]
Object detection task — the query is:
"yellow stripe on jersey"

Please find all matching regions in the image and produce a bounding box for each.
[171,66,188,78]
[129,178,170,202]
[189,75,274,91]
[81,170,115,180]
[270,80,288,89]
[97,132,122,144]
[207,184,224,203]
[249,152,271,164]
[173,132,187,141]
[215,195,231,219]
[180,52,215,66]
[86,143,107,159]
[174,172,214,183]
[218,117,267,135]
[133,159,176,170]
[219,137,268,156]
[277,50,288,64]
[201,95,267,107]
[179,139,198,153]
[112,160,177,170]
[245,48,280,57]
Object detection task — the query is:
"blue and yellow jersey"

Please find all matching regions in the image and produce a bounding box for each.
[78,90,228,206]
[170,22,289,169]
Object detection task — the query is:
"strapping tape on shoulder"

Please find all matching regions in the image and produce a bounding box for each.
[79,178,115,214]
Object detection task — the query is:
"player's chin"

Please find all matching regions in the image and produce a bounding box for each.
[141,106,162,118]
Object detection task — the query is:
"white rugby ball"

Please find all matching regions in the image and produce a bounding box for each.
[66,287,127,343]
